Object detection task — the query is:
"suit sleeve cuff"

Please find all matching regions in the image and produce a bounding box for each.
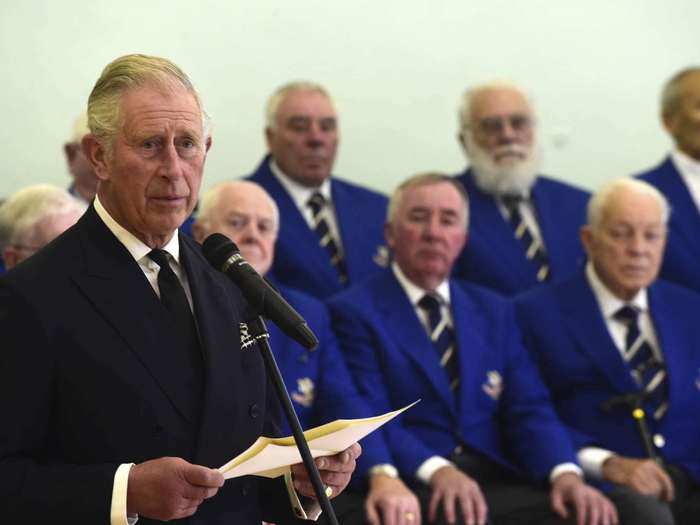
[111,463,138,525]
[416,456,453,485]
[577,447,615,479]
[549,462,583,483]
[284,471,321,521]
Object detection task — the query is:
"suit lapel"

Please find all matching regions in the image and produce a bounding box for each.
[377,272,456,413]
[71,207,198,423]
[557,274,637,393]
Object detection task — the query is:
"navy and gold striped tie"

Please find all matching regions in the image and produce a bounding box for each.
[502,194,550,282]
[418,294,459,393]
[307,192,348,284]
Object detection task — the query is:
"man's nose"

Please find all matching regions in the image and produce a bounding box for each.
[159,143,183,178]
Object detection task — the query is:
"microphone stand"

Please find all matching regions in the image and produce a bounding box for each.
[247,317,339,525]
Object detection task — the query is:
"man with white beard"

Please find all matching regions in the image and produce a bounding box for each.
[452,82,590,296]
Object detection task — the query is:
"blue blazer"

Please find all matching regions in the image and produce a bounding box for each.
[267,283,393,480]
[327,269,577,482]
[636,157,700,293]
[452,169,589,296]
[247,156,388,299]
[514,272,700,483]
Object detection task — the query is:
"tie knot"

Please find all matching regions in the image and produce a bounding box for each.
[418,293,442,314]
[501,193,526,210]
[148,249,170,268]
[614,305,639,324]
[307,191,326,213]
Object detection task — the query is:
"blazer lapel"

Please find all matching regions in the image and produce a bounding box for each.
[557,274,637,393]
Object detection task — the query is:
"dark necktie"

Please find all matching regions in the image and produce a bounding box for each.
[614,305,668,420]
[307,191,348,284]
[418,294,459,393]
[501,194,550,282]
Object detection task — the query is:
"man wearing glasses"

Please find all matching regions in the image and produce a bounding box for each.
[452,82,589,296]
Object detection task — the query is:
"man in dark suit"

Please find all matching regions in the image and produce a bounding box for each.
[246,81,388,300]
[0,54,358,525]
[452,82,589,296]
[635,67,700,293]
[193,180,421,525]
[329,173,617,525]
[515,178,700,525]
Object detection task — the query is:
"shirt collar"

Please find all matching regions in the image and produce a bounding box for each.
[94,195,181,265]
[269,158,333,209]
[391,262,451,307]
[585,261,648,319]
[670,148,700,178]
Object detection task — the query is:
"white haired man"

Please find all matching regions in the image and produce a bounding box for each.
[453,82,589,296]
[64,112,99,203]
[516,178,700,524]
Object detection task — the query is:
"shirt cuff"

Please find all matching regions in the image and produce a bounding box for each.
[549,462,583,483]
[416,456,454,484]
[111,463,137,525]
[577,447,616,479]
[284,470,322,521]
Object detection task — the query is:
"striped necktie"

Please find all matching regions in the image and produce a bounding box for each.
[501,194,550,282]
[614,305,668,420]
[418,294,459,393]
[307,191,348,284]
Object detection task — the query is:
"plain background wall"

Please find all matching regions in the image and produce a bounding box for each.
[0,1,697,198]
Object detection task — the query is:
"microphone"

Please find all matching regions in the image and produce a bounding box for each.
[202,233,318,350]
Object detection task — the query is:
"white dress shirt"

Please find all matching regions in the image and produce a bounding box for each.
[391,263,580,484]
[670,148,700,213]
[577,263,663,478]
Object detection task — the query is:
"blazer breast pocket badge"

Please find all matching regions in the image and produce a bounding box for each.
[695,368,700,391]
[482,370,503,401]
[291,377,315,408]
[373,245,390,268]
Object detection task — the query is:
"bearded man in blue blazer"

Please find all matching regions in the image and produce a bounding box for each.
[329,173,618,525]
[246,82,388,300]
[635,67,700,293]
[452,82,589,296]
[515,178,700,525]
[193,180,421,525]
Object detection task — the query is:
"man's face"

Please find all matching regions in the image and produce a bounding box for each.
[87,84,209,246]
[265,90,338,188]
[194,184,278,275]
[386,182,467,291]
[664,71,700,161]
[581,190,667,301]
[461,87,539,195]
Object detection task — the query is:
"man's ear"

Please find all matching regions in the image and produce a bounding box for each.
[81,134,110,181]
[205,136,212,154]
[579,225,593,257]
[384,222,395,250]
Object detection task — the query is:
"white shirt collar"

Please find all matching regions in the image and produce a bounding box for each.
[585,261,648,319]
[269,158,333,210]
[93,195,181,265]
[391,261,451,306]
[670,148,700,178]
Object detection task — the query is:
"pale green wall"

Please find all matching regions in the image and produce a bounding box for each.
[0,0,696,198]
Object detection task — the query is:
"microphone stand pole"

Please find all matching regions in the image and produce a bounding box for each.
[247,317,339,525]
[601,391,662,464]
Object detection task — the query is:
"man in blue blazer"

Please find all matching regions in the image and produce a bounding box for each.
[193,180,421,525]
[246,82,388,300]
[635,67,700,293]
[0,54,358,525]
[329,173,617,525]
[515,178,700,525]
[452,82,588,296]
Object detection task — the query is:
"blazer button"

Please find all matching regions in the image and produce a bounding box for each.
[249,403,260,418]
[653,434,665,448]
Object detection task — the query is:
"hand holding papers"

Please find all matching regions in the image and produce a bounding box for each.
[219,401,418,479]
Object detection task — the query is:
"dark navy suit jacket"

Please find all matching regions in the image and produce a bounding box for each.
[514,272,700,483]
[453,168,589,296]
[247,156,388,299]
[267,283,393,481]
[636,156,700,293]
[328,269,577,482]
[0,206,295,524]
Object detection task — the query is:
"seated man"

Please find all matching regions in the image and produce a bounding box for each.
[193,180,420,525]
[246,81,388,299]
[515,178,700,525]
[452,82,589,295]
[635,67,700,293]
[0,184,86,270]
[329,173,617,525]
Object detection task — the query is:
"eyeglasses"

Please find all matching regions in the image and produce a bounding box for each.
[473,114,533,137]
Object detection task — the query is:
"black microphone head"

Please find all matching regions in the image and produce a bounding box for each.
[203,233,240,270]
